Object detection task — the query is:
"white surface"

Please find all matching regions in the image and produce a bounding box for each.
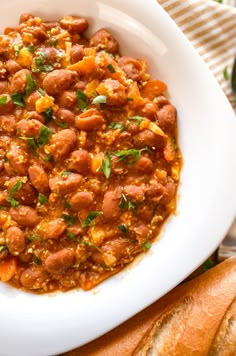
[1,0,236,355]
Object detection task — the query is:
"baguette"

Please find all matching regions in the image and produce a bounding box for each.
[64,257,236,356]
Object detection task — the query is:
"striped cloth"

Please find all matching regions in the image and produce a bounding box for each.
[158,0,236,111]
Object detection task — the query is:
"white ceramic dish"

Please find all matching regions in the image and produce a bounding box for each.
[1,0,236,355]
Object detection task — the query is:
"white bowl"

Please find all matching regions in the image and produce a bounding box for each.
[1,0,236,355]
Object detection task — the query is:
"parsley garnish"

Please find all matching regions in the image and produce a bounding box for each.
[56,121,68,129]
[114,147,150,166]
[43,107,54,123]
[19,136,38,156]
[108,122,126,131]
[38,193,48,205]
[13,43,22,57]
[0,245,7,253]
[38,88,45,96]
[6,179,23,207]
[118,224,129,233]
[76,90,88,111]
[32,255,42,265]
[61,213,77,226]
[27,44,35,53]
[92,95,107,105]
[25,74,36,96]
[67,231,77,242]
[129,116,143,126]
[11,93,25,107]
[143,241,152,250]
[107,64,116,73]
[48,38,58,47]
[80,240,101,251]
[0,95,8,106]
[37,126,51,147]
[127,97,134,102]
[101,152,111,179]
[43,154,54,162]
[0,206,7,211]
[81,211,103,228]
[28,235,36,242]
[61,171,72,177]
[119,193,136,212]
[64,201,71,209]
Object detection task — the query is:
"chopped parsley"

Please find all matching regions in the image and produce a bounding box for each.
[92,95,107,105]
[19,136,38,156]
[108,122,126,131]
[28,235,37,242]
[38,193,48,205]
[48,38,58,47]
[27,44,35,53]
[32,254,42,265]
[118,224,129,233]
[101,152,111,179]
[11,93,25,107]
[13,43,22,57]
[25,74,36,96]
[0,206,7,211]
[127,97,134,102]
[33,55,54,73]
[0,245,7,253]
[80,240,101,251]
[56,121,68,129]
[67,231,77,242]
[0,95,8,106]
[64,201,71,210]
[61,171,72,177]
[6,179,23,208]
[129,116,143,126]
[81,211,103,228]
[76,90,88,111]
[38,88,45,96]
[143,241,152,250]
[107,64,116,73]
[113,147,151,166]
[119,193,136,212]
[43,107,54,123]
[43,154,54,162]
[37,126,51,147]
[61,213,77,227]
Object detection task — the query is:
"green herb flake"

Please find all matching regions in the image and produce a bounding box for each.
[81,211,103,228]
[33,63,54,73]
[107,64,116,73]
[92,95,107,105]
[108,122,126,131]
[113,147,150,166]
[129,116,143,126]
[38,88,45,96]
[38,193,48,205]
[76,90,88,111]
[56,121,68,129]
[0,95,8,106]
[9,179,23,196]
[6,197,20,208]
[101,152,111,179]
[61,213,77,227]
[37,126,51,147]
[48,38,59,47]
[203,257,214,272]
[80,240,101,251]
[119,193,136,212]
[127,97,134,102]
[11,93,25,107]
[67,231,77,242]
[0,245,7,253]
[19,136,38,156]
[118,224,129,233]
[0,206,7,211]
[13,43,22,57]
[223,66,229,80]
[27,44,35,53]
[43,107,54,123]
[143,241,152,250]
[32,254,42,265]
[61,171,72,178]
[25,74,36,97]
[43,154,54,162]
[64,201,71,210]
[28,234,37,242]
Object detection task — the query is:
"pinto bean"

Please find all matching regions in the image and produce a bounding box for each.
[26,111,45,123]
[133,129,166,149]
[28,165,49,193]
[57,91,77,108]
[92,238,131,266]
[9,206,40,227]
[131,156,153,174]
[59,16,88,33]
[9,69,30,93]
[118,57,144,81]
[6,59,22,74]
[96,79,126,106]
[45,248,75,274]
[6,226,25,256]
[137,100,158,120]
[123,185,145,202]
[0,81,8,94]
[7,144,29,175]
[19,13,33,23]
[156,104,176,131]
[90,29,119,54]
[146,183,165,202]
[0,115,16,134]
[0,94,14,114]
[102,189,121,221]
[7,177,37,205]
[20,267,48,290]
[16,119,43,138]
[55,109,75,125]
[70,44,84,63]
[155,95,169,109]
[75,109,104,131]
[68,191,93,211]
[25,91,41,111]
[68,150,90,174]
[43,69,77,96]
[161,179,176,204]
[40,47,59,63]
[46,129,76,161]
[49,173,82,195]
[42,219,66,239]
[134,225,151,243]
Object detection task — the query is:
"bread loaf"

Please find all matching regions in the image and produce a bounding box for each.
[64,257,236,356]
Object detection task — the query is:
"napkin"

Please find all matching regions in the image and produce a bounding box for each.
[63,1,236,355]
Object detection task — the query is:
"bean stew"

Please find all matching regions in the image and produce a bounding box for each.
[0,14,181,293]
